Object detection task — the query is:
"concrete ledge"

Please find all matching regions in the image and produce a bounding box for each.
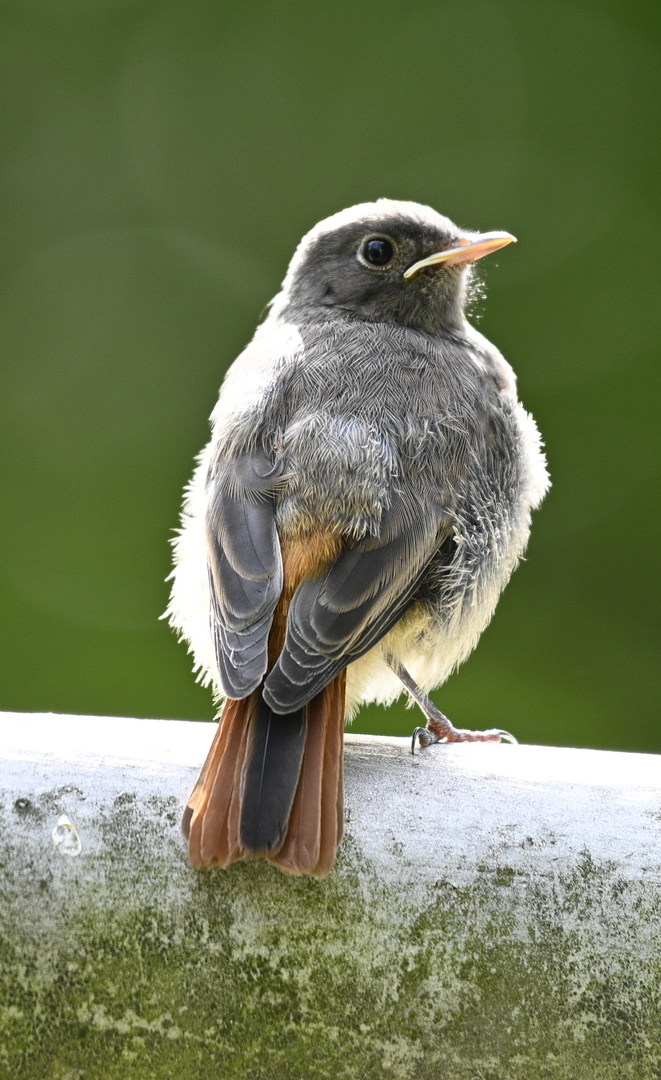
[1,712,661,1079]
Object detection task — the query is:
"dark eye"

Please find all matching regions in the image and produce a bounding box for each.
[362,237,394,267]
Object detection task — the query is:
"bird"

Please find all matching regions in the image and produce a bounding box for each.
[166,198,549,878]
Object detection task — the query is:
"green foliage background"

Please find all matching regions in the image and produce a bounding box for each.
[0,1,659,750]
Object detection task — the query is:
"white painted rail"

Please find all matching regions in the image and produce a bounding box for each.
[1,711,661,1079]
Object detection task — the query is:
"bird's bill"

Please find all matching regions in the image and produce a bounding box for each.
[403,231,516,279]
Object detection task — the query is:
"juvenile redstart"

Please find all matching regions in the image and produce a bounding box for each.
[167,199,549,877]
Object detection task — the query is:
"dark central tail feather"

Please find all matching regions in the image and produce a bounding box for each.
[184,671,346,876]
[240,696,307,854]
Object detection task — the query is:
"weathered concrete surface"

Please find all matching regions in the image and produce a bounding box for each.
[1,712,661,1080]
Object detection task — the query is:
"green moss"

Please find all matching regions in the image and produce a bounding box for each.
[2,791,661,1079]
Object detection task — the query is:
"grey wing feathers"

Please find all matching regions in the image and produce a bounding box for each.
[206,446,284,698]
[263,491,448,713]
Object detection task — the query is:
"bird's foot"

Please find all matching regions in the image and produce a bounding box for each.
[410,715,518,754]
[383,654,517,754]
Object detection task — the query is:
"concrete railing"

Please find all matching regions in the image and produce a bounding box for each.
[2,711,661,1079]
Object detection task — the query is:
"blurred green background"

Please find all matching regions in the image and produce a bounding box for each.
[0,0,659,751]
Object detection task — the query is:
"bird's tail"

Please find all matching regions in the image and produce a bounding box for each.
[183,672,346,877]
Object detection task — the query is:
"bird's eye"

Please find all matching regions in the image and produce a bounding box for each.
[361,237,395,267]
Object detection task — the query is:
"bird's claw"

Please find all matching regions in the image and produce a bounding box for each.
[411,726,440,753]
[488,728,518,745]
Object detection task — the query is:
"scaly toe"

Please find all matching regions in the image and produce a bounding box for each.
[445,726,518,744]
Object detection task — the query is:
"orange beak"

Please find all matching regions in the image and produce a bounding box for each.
[403,231,516,280]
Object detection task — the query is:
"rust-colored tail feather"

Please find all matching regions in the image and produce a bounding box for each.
[184,694,255,868]
[184,671,346,877]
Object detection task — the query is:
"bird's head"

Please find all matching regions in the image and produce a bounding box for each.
[276,198,515,334]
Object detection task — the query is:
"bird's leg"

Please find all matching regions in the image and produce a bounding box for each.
[384,656,517,754]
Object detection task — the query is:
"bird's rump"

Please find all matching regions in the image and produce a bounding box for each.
[263,489,449,712]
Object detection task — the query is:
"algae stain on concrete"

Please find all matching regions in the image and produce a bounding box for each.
[3,762,661,1079]
[3,847,661,1078]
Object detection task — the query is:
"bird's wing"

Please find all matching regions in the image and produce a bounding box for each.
[263,488,449,713]
[206,446,284,698]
